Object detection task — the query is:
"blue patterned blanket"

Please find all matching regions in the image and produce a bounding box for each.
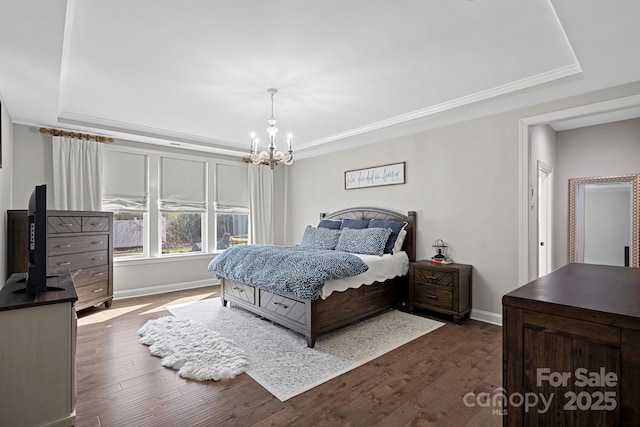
[207,245,369,300]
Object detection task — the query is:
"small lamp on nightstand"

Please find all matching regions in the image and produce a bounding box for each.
[432,239,447,260]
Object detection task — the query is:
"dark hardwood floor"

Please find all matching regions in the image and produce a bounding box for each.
[75,285,503,427]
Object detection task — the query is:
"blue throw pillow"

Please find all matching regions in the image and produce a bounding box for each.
[341,218,370,229]
[317,219,342,230]
[369,220,407,254]
[335,227,392,256]
[300,225,341,250]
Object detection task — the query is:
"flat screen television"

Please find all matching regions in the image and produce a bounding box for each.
[26,184,49,294]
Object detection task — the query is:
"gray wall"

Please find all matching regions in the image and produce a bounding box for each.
[0,94,13,286]
[286,91,640,321]
[554,118,640,268]
[9,123,287,298]
[5,85,640,317]
[287,112,521,318]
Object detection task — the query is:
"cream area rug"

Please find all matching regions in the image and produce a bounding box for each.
[138,316,249,381]
[156,298,445,401]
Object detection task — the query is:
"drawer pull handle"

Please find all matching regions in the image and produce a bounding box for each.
[427,294,438,299]
[232,287,244,292]
[92,272,104,277]
[58,244,72,248]
[273,301,289,309]
[427,276,437,281]
[90,223,103,226]
[92,256,104,261]
[60,223,74,227]
[92,288,104,293]
[58,261,71,266]
[93,241,104,244]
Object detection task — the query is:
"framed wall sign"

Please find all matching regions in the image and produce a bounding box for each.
[345,162,405,190]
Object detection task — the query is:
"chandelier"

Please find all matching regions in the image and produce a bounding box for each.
[249,88,293,169]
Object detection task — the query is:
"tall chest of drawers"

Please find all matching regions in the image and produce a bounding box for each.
[7,210,113,311]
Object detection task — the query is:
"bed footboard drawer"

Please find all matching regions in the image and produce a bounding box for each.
[223,280,256,305]
[259,291,306,326]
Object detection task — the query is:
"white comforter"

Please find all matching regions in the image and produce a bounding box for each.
[320,251,410,299]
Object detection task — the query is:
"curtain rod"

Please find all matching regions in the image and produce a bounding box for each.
[242,157,270,166]
[39,127,115,143]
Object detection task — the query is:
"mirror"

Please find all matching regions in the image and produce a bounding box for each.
[569,175,639,267]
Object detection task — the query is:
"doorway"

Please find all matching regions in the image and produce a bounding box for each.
[518,93,640,284]
[537,161,552,276]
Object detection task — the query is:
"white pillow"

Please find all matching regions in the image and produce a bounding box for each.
[392,229,407,254]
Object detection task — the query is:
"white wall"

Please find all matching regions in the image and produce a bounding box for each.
[554,118,640,268]
[0,94,14,286]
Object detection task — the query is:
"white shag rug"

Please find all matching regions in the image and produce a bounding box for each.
[160,298,445,401]
[137,316,249,381]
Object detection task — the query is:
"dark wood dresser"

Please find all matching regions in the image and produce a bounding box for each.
[503,263,640,426]
[7,210,114,311]
[409,261,472,323]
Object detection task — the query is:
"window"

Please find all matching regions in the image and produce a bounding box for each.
[216,210,248,249]
[113,213,145,256]
[159,157,206,255]
[102,150,148,257]
[102,146,249,259]
[161,212,203,254]
[216,164,249,250]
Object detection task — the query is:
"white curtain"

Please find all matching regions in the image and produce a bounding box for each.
[52,135,103,210]
[249,164,274,244]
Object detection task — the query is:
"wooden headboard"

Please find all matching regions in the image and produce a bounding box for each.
[320,207,417,262]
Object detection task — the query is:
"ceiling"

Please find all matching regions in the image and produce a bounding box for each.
[1,1,640,160]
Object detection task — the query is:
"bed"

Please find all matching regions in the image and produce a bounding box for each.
[213,207,416,347]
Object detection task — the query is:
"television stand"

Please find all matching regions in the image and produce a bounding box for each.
[15,273,62,282]
[0,271,78,427]
[12,285,65,294]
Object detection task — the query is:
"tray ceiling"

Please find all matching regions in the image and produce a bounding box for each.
[1,1,639,158]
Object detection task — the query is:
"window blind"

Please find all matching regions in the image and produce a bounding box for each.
[102,150,148,211]
[160,157,207,212]
[216,164,249,212]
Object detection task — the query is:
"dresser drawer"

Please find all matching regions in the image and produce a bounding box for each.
[48,250,109,273]
[48,216,82,233]
[82,216,110,232]
[48,235,109,256]
[71,265,109,287]
[259,290,306,326]
[412,268,453,286]
[414,283,453,309]
[223,280,256,305]
[76,280,110,302]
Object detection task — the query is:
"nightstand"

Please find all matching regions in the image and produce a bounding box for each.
[409,261,472,324]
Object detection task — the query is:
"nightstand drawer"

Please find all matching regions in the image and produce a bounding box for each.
[414,284,452,309]
[412,268,453,286]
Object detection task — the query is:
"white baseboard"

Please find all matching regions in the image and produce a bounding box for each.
[114,278,220,300]
[470,308,502,326]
